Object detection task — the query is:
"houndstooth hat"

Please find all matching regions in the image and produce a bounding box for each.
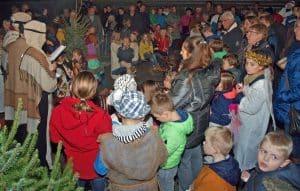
[113,91,150,119]
[113,74,137,92]
[107,74,137,105]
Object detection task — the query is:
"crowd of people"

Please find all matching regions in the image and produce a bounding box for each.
[0,0,300,190]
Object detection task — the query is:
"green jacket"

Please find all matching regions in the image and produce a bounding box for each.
[159,110,194,169]
[149,13,157,26]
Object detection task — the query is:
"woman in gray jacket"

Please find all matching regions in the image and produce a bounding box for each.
[169,36,220,191]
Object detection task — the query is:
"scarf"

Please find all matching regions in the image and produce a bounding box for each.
[243,70,265,86]
[112,122,149,144]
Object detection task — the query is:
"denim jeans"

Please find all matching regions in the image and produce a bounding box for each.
[158,167,178,191]
[177,145,203,191]
[77,177,107,191]
[144,53,158,66]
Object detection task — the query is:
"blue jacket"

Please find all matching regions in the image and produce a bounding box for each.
[274,41,300,125]
[244,163,300,191]
[210,88,237,126]
[209,155,241,186]
[156,14,167,28]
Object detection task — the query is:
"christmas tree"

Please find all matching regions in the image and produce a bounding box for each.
[0,99,83,191]
[63,10,90,60]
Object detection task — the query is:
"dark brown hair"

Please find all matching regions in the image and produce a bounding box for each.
[223,53,238,67]
[209,39,224,52]
[181,37,212,81]
[219,71,236,91]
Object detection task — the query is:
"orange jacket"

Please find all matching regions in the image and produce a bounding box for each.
[191,165,236,191]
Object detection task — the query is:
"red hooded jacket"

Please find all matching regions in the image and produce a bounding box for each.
[50,97,112,179]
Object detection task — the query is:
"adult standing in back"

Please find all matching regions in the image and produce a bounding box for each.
[220,11,243,53]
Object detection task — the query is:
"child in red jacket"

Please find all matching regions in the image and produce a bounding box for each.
[50,71,112,191]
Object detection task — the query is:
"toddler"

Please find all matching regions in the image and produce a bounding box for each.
[190,126,240,191]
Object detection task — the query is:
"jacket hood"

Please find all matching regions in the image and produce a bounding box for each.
[175,110,194,135]
[58,97,101,134]
[209,155,241,186]
[256,163,300,189]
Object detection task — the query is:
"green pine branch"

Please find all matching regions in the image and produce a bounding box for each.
[0,99,83,190]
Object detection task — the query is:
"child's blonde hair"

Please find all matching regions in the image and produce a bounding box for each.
[140,80,162,103]
[150,92,175,115]
[111,31,121,43]
[260,131,293,159]
[71,71,98,112]
[205,126,233,156]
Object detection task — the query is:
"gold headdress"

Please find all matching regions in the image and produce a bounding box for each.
[245,50,272,66]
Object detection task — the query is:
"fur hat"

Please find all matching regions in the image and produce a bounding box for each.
[11,12,32,33]
[113,91,150,119]
[24,20,46,34]
[11,12,32,23]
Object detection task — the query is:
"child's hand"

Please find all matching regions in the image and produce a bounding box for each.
[236,83,244,94]
[241,170,251,182]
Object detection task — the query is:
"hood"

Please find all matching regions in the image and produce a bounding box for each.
[58,97,101,134]
[175,109,194,135]
[256,163,300,189]
[3,30,20,48]
[209,156,241,186]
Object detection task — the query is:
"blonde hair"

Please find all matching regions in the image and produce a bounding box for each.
[249,23,268,40]
[140,80,162,103]
[111,31,121,43]
[150,92,175,115]
[71,71,98,112]
[205,126,233,156]
[260,131,293,159]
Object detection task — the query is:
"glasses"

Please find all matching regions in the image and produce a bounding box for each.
[247,30,260,34]
[221,19,229,23]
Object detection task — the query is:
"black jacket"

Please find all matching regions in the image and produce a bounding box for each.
[223,26,243,53]
[169,59,221,148]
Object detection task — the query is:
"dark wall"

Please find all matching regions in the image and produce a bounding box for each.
[0,0,287,24]
[0,0,74,23]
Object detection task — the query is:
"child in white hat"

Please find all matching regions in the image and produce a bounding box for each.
[94,90,167,191]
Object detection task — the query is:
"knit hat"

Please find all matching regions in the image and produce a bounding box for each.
[113,91,150,119]
[113,74,137,92]
[107,74,137,105]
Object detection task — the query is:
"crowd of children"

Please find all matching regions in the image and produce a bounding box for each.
[1,0,300,191]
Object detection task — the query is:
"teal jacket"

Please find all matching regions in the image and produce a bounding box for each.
[159,110,194,169]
